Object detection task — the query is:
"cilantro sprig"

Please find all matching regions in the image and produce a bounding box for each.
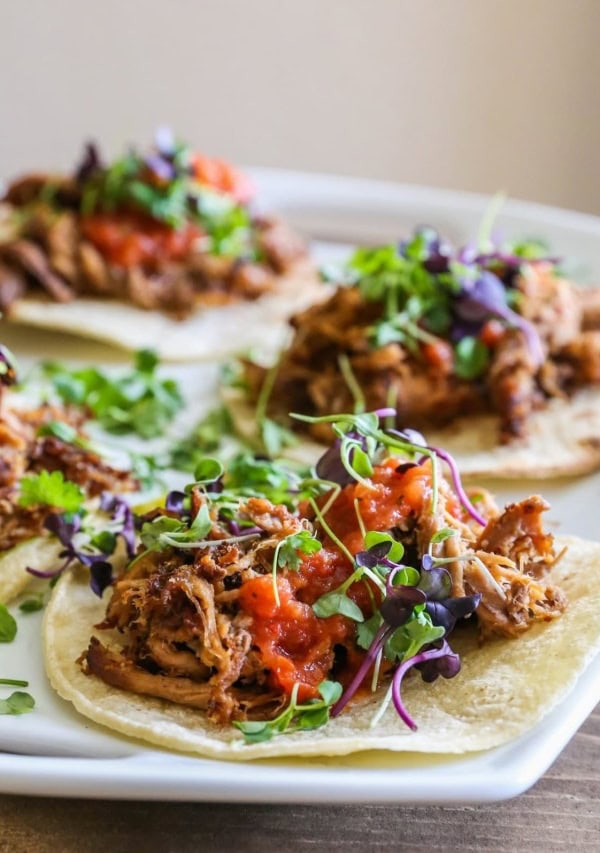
[0,605,17,643]
[18,470,84,513]
[271,529,322,604]
[233,680,342,744]
[78,132,258,258]
[0,691,35,715]
[42,349,183,439]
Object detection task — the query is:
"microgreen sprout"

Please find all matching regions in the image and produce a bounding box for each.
[233,680,342,744]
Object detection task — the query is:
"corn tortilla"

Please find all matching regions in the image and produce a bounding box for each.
[43,535,600,760]
[0,536,63,604]
[6,262,326,362]
[224,387,600,479]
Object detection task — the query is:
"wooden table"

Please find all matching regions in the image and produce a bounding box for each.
[0,705,597,853]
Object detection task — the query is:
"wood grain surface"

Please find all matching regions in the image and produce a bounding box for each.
[0,704,597,853]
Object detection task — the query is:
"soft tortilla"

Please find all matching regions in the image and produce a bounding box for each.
[6,262,326,362]
[0,536,63,604]
[43,535,600,760]
[224,387,600,479]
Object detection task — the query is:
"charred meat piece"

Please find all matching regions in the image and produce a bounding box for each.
[27,435,137,497]
[475,496,555,577]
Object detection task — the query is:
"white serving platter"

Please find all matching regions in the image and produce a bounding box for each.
[0,168,598,802]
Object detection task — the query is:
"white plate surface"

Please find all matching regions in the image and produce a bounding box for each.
[0,169,599,803]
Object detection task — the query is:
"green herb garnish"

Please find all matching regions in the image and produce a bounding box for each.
[271,530,322,604]
[170,406,234,469]
[0,691,35,715]
[42,349,184,439]
[0,605,17,643]
[18,470,84,513]
[233,680,342,744]
[18,596,45,614]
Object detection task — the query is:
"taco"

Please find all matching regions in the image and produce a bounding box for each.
[0,347,137,603]
[0,130,322,360]
[43,411,600,759]
[234,226,600,478]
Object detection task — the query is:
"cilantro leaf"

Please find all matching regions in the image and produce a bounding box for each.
[453,336,490,380]
[0,605,17,643]
[260,417,297,458]
[36,420,81,445]
[276,530,322,573]
[18,470,84,513]
[0,691,35,715]
[18,596,44,614]
[43,351,184,439]
[170,407,234,470]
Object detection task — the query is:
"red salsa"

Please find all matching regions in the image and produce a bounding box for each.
[81,212,203,270]
[239,460,444,701]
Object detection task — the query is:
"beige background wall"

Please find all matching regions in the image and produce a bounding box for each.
[1,0,599,213]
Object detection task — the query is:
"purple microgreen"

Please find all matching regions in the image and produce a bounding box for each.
[391,641,459,731]
[165,490,187,515]
[417,564,452,601]
[424,594,481,635]
[0,345,18,388]
[27,494,137,597]
[144,154,175,182]
[154,126,176,158]
[363,531,405,564]
[74,141,103,183]
[89,561,114,597]
[99,493,136,558]
[379,586,427,626]
[423,444,486,527]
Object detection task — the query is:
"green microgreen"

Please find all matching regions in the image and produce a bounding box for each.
[233,680,342,744]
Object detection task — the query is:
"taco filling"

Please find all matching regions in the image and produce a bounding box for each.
[0,129,306,318]
[0,346,137,602]
[78,411,567,740]
[242,227,600,446]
